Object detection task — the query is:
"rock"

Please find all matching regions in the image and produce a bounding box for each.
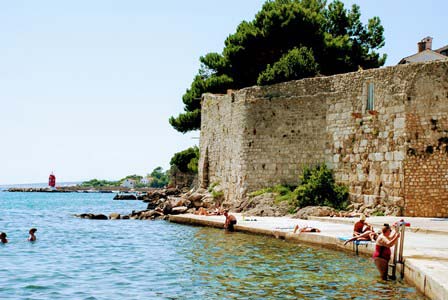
[141,191,163,202]
[172,197,190,208]
[196,188,207,194]
[165,188,181,196]
[238,193,290,217]
[162,202,173,215]
[92,214,108,220]
[171,206,188,215]
[75,213,108,220]
[138,210,155,220]
[201,195,216,208]
[293,206,337,219]
[192,199,203,208]
[109,213,121,220]
[146,201,160,210]
[188,192,204,202]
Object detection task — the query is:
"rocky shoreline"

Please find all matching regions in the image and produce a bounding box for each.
[74,186,364,221]
[75,187,219,221]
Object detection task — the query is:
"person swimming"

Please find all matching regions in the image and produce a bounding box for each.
[0,232,8,244]
[28,228,37,242]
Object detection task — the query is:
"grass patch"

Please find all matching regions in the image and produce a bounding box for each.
[212,190,224,199]
[208,181,220,192]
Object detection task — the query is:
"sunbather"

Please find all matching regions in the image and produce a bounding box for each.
[209,206,224,216]
[293,225,321,234]
[195,207,209,216]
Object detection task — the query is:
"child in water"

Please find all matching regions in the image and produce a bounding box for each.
[28,228,37,242]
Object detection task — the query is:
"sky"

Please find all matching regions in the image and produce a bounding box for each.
[1,1,447,185]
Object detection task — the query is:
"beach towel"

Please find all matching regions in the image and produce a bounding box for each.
[338,236,371,245]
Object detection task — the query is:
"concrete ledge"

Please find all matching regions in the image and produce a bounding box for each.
[404,259,448,300]
[309,216,448,236]
[169,214,448,300]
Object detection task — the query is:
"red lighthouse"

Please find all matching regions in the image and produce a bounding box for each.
[49,173,56,188]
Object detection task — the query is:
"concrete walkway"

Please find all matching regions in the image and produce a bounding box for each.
[169,214,448,300]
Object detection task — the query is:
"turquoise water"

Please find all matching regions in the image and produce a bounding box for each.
[0,192,425,300]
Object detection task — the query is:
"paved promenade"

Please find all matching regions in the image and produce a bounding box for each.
[170,214,448,300]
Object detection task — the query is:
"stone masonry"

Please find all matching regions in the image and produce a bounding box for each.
[199,60,448,217]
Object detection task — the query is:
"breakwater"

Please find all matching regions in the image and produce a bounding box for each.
[5,186,160,194]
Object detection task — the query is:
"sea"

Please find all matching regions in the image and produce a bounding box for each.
[0,192,426,300]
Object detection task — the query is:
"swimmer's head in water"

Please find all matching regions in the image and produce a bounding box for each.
[0,232,7,238]
[29,228,37,234]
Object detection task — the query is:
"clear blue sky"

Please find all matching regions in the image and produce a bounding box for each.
[1,0,447,184]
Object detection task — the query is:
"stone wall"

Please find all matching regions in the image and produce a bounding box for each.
[325,66,411,216]
[199,60,448,217]
[169,167,197,189]
[199,92,248,202]
[403,62,448,217]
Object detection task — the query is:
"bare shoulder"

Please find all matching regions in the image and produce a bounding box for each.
[376,235,388,246]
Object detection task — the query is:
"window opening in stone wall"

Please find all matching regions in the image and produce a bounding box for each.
[367,82,374,111]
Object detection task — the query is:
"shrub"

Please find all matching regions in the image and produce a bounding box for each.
[208,182,220,192]
[292,165,348,210]
[248,165,348,212]
[212,190,224,199]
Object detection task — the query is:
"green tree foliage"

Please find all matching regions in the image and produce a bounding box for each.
[170,0,386,133]
[120,174,143,182]
[80,179,120,187]
[149,167,169,188]
[169,146,199,173]
[257,47,319,85]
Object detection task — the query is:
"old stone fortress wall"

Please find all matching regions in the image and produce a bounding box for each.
[198,60,448,217]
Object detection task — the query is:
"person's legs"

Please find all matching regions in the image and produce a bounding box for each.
[374,257,389,280]
[293,225,299,234]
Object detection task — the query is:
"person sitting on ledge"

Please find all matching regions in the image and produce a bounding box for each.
[0,232,8,244]
[28,228,37,242]
[224,210,237,232]
[293,225,321,234]
[344,214,376,245]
